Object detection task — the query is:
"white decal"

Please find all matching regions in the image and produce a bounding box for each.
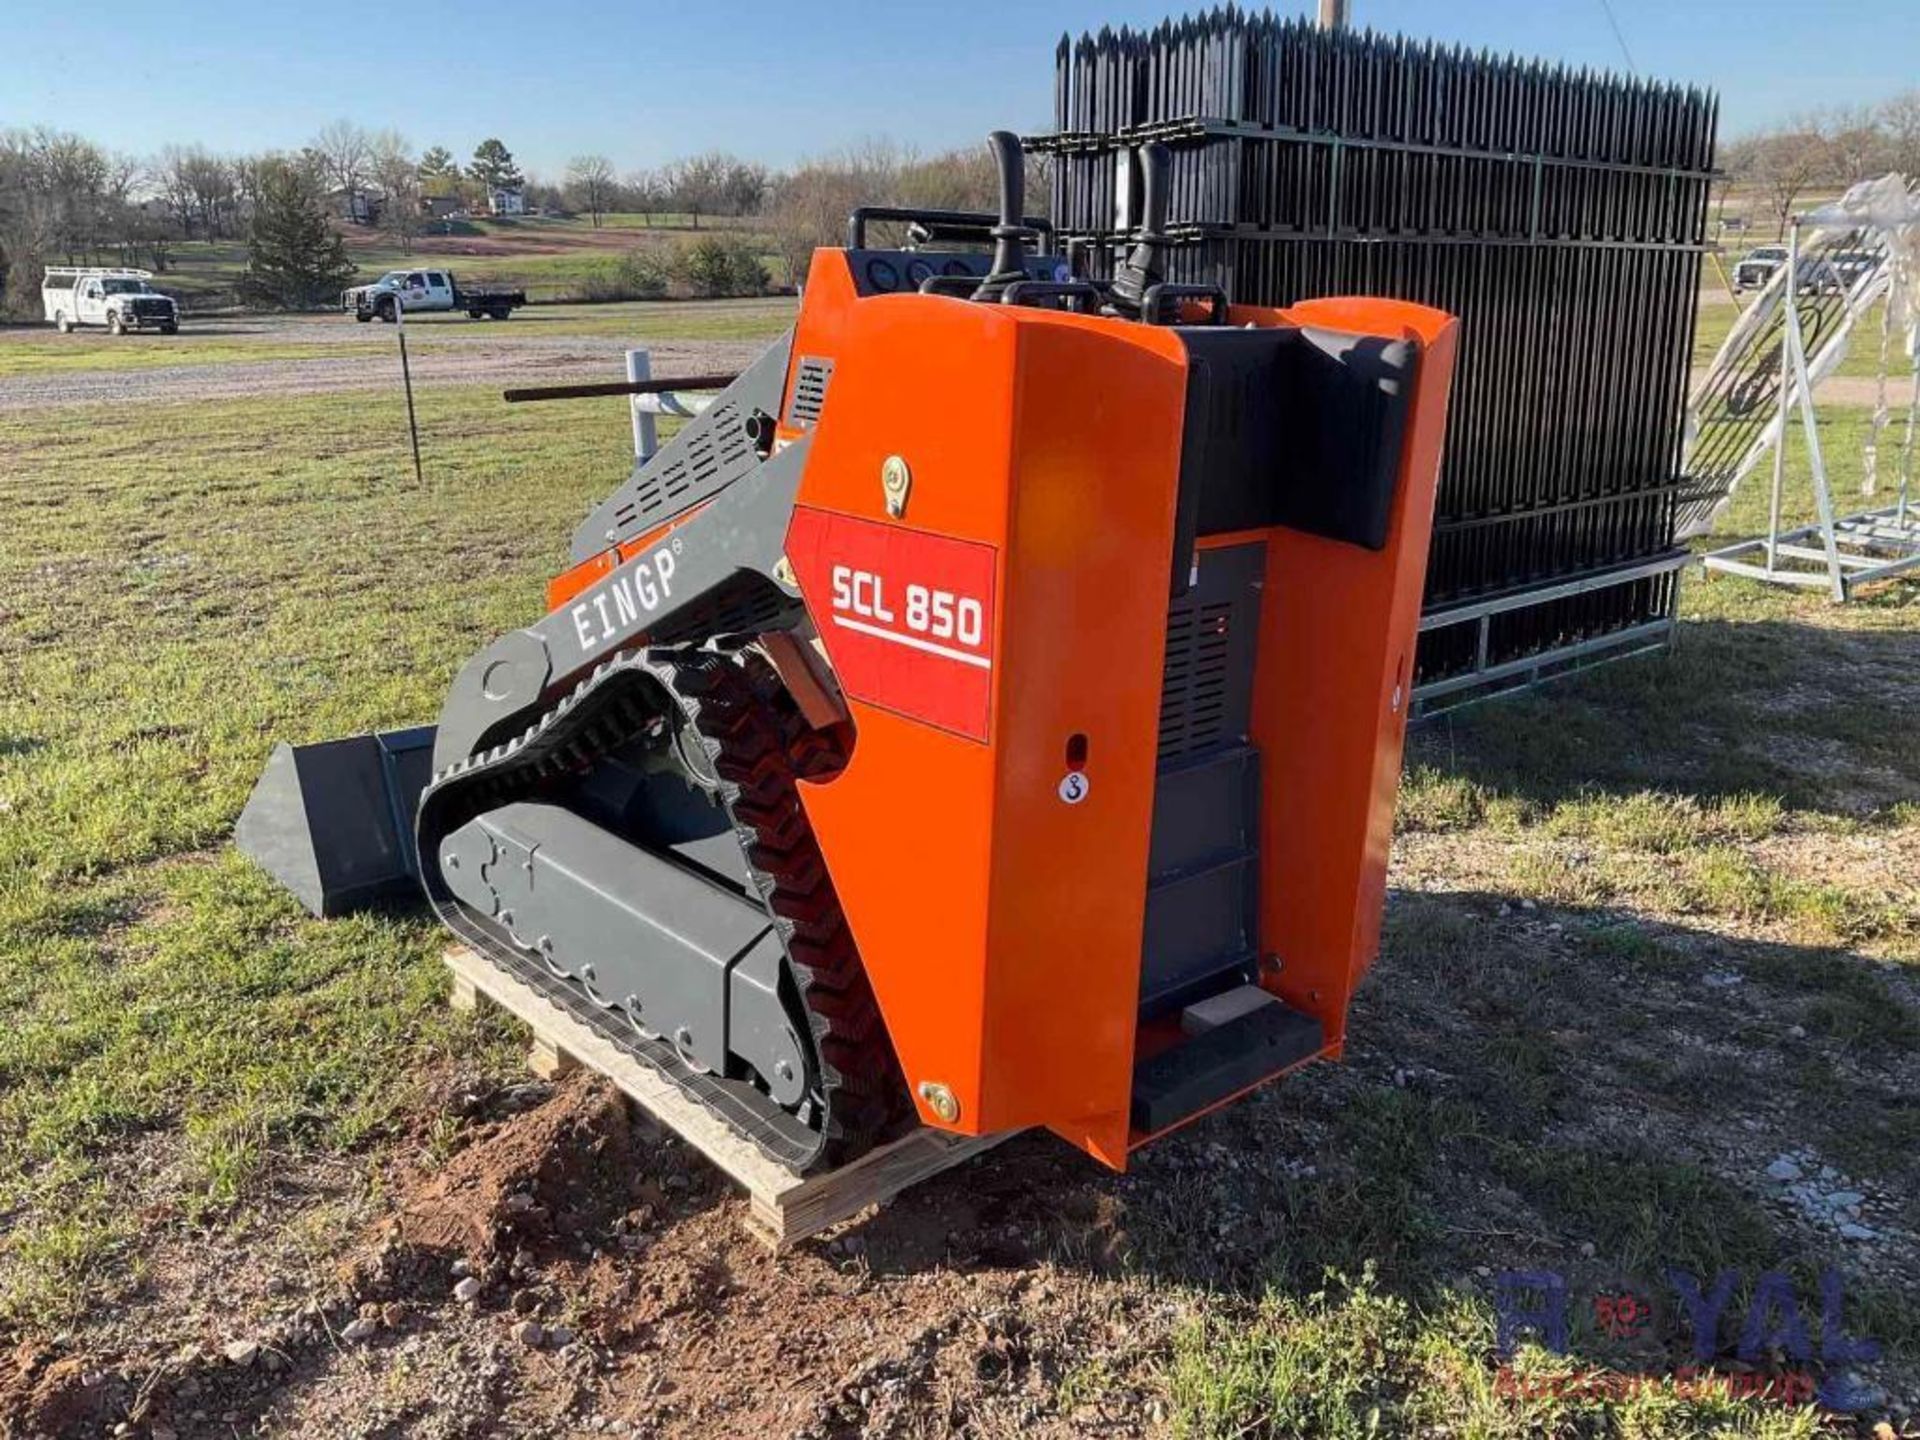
[1058,771,1090,804]
[833,615,992,668]
[570,544,679,652]
[828,564,988,666]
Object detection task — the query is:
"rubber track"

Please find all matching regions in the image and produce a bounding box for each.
[416,644,905,1173]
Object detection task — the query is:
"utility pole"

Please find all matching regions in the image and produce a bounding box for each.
[1318,0,1348,28]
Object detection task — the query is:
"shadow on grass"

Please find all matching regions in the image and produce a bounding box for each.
[837,883,1917,1404]
[1410,614,1920,821]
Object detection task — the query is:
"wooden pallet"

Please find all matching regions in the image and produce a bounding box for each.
[445,945,1012,1250]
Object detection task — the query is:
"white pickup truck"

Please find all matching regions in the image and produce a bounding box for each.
[42,268,180,334]
[341,268,527,322]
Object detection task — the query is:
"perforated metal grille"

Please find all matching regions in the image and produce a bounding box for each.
[1156,543,1263,763]
[1158,601,1237,761]
[651,575,803,646]
[608,400,753,536]
[786,357,833,429]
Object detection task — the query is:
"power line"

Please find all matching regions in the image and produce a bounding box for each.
[1595,0,1638,74]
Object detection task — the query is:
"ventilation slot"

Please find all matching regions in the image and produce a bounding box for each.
[609,401,747,535]
[1158,601,1236,761]
[786,357,833,430]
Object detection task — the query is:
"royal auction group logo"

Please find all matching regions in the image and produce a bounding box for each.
[1493,1268,1881,1409]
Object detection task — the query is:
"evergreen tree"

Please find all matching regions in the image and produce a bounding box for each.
[238,162,356,309]
[417,145,457,180]
[417,145,460,198]
[468,138,523,190]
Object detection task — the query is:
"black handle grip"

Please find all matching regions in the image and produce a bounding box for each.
[973,131,1034,303]
[1138,140,1170,238]
[1001,280,1105,313]
[1141,282,1230,327]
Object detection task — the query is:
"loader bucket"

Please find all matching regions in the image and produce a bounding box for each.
[234,726,437,917]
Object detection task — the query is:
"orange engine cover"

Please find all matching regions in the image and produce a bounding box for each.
[773,250,1457,1168]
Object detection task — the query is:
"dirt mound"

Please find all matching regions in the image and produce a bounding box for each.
[391,1076,638,1265]
[0,1344,112,1440]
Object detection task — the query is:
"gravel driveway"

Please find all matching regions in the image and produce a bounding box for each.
[0,336,767,411]
[0,306,790,412]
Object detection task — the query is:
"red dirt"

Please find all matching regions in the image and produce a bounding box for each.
[0,1345,114,1440]
[0,1075,1160,1438]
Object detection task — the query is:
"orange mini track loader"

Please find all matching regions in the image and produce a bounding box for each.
[237,134,1456,1173]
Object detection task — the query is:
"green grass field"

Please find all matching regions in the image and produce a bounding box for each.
[1,318,1916,1431]
[146,214,786,306]
[1694,292,1911,383]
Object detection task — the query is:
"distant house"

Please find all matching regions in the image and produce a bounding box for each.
[423,194,462,221]
[328,187,385,226]
[486,186,526,217]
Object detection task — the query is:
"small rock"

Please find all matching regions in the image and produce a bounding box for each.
[1826,1191,1865,1211]
[1787,1024,1807,1039]
[1765,1157,1802,1183]
[451,1258,472,1278]
[340,1317,378,1343]
[549,1324,576,1350]
[454,1276,483,1304]
[1702,970,1743,989]
[381,1301,408,1328]
[1519,898,1537,912]
[223,1339,260,1368]
[512,1320,545,1348]
[665,1174,690,1192]
[1839,1222,1877,1242]
[1824,1370,1889,1413]
[113,1424,132,1438]
[503,1192,536,1214]
[1497,903,1512,917]
[1579,1241,1596,1259]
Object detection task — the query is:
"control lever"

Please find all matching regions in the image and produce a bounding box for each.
[1108,142,1173,320]
[971,131,1030,304]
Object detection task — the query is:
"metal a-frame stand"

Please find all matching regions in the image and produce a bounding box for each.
[1699,188,1920,599]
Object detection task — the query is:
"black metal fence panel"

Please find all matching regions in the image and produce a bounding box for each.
[1039,9,1717,687]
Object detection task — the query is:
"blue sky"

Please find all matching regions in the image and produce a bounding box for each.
[11,0,1917,177]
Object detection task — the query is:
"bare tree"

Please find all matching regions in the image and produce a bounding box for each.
[565,154,617,228]
[1879,91,1920,178]
[311,119,372,216]
[767,142,903,287]
[183,152,238,239]
[370,131,422,251]
[1819,105,1892,186]
[661,152,753,229]
[1726,124,1834,238]
[624,167,663,227]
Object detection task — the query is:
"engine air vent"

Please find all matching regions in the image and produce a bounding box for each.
[786,356,833,430]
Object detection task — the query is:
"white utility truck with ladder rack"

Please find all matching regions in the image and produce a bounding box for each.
[42,268,179,334]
